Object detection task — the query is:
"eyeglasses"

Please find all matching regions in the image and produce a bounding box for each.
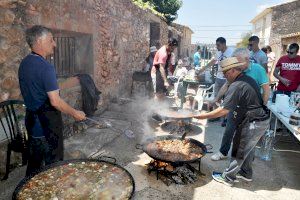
[248,44,253,47]
[287,50,296,55]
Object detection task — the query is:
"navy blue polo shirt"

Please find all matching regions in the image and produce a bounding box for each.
[19,52,59,111]
[19,52,59,137]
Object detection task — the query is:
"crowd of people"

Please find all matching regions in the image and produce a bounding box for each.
[144,34,299,186]
[17,24,299,188]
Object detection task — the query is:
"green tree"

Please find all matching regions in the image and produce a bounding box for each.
[151,0,183,24]
[236,32,252,48]
[132,0,182,24]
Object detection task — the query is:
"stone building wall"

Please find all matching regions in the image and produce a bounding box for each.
[269,0,300,61]
[0,0,170,106]
[0,0,172,174]
[171,23,194,59]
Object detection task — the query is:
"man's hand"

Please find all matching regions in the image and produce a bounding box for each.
[164,81,170,88]
[280,77,291,87]
[73,110,86,121]
[194,114,205,119]
[208,99,218,107]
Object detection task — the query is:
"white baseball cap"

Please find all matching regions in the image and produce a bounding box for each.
[150,46,157,53]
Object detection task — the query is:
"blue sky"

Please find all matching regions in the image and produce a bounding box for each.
[175,0,293,45]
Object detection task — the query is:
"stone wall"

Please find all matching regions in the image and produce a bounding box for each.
[0,0,170,105]
[269,0,300,60]
[0,0,172,174]
[172,23,193,59]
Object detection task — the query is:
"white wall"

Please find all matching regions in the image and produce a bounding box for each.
[251,12,272,47]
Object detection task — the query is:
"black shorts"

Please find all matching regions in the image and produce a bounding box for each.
[154,68,167,94]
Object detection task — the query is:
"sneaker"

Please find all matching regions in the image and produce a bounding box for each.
[236,172,252,182]
[211,151,228,161]
[212,171,233,187]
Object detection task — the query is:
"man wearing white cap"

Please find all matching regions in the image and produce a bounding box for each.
[143,46,157,72]
[151,38,178,99]
[194,57,269,186]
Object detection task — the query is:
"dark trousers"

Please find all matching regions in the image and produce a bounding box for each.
[25,106,64,177]
[26,136,53,176]
[219,112,236,156]
[223,120,269,182]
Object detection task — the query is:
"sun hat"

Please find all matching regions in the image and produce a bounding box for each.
[150,46,157,53]
[220,57,246,72]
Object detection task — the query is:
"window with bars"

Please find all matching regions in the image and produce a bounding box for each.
[47,37,76,77]
[46,31,94,78]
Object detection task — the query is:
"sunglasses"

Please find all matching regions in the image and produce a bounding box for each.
[287,50,296,55]
[223,68,232,75]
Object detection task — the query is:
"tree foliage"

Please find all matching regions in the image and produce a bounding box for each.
[236,32,252,48]
[132,0,182,24]
[151,0,182,24]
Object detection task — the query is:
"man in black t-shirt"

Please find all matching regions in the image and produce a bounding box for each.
[194,57,269,186]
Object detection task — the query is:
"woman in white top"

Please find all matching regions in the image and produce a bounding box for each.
[266,45,276,82]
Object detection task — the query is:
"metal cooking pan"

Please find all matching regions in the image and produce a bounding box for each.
[13,158,135,200]
[136,135,212,165]
[157,108,200,120]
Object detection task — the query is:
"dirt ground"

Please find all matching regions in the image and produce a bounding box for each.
[1,97,300,200]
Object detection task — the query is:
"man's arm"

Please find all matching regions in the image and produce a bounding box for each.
[194,107,229,119]
[261,83,270,105]
[199,58,216,73]
[47,90,86,121]
[273,67,291,87]
[273,67,280,80]
[212,82,230,103]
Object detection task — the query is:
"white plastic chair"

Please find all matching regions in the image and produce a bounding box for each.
[192,84,215,111]
[174,76,184,97]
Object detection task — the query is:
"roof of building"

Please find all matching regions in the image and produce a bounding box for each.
[281,32,300,39]
[171,23,194,34]
[250,0,298,23]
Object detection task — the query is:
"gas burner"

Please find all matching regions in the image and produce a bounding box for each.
[146,159,203,185]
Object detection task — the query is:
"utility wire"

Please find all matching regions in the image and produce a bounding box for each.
[193,30,251,31]
[189,25,252,27]
[193,36,243,39]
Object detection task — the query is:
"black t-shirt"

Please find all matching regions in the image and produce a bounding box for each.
[222,74,266,119]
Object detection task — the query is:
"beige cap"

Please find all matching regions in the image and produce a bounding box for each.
[220,57,246,72]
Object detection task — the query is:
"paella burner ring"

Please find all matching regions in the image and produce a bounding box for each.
[146,158,205,185]
[136,135,213,185]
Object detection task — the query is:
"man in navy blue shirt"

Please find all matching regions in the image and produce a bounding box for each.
[19,25,86,176]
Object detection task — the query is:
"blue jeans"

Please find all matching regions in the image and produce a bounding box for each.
[223,119,269,182]
[219,112,236,156]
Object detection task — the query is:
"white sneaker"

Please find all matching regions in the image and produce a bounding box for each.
[236,173,252,182]
[211,152,228,161]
